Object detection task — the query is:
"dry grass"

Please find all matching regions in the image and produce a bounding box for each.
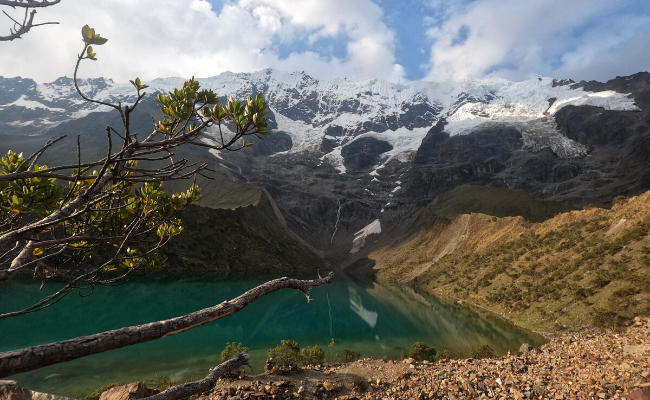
[373,191,650,332]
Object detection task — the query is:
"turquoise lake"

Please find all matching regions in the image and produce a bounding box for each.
[0,273,545,398]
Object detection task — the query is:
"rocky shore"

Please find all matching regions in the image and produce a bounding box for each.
[3,318,648,400]
[203,317,650,400]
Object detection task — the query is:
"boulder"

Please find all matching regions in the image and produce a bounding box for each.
[519,343,532,353]
[98,382,158,400]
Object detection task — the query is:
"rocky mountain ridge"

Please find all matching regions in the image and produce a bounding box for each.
[0,70,649,264]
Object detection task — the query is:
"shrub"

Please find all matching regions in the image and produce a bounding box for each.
[221,342,250,377]
[301,345,325,366]
[344,349,361,362]
[613,195,628,206]
[221,342,249,362]
[572,286,595,301]
[592,309,626,327]
[268,340,302,368]
[150,375,177,391]
[464,344,496,359]
[409,342,437,362]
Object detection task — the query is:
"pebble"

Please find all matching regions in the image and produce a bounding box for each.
[203,317,650,400]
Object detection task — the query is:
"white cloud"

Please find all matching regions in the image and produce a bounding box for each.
[424,0,650,82]
[0,0,404,83]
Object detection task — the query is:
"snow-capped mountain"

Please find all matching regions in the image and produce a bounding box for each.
[0,70,638,171]
[1,70,649,261]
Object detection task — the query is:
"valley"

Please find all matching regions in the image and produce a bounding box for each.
[1,68,649,398]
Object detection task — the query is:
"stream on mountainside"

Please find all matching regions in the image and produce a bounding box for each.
[0,273,545,398]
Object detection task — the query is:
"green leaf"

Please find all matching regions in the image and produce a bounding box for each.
[81,25,108,45]
[81,25,93,41]
[86,46,97,60]
[87,36,108,46]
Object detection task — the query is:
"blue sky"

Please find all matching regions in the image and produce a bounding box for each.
[0,0,648,83]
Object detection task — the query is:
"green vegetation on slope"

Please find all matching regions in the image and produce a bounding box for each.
[427,184,577,223]
[166,172,262,210]
[375,191,650,332]
[163,192,324,275]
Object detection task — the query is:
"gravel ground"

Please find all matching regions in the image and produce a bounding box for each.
[206,317,650,400]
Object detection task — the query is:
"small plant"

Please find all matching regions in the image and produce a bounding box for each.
[592,309,626,327]
[471,344,496,359]
[301,345,325,366]
[221,342,249,377]
[221,342,249,362]
[150,375,177,391]
[268,340,302,369]
[344,349,361,362]
[81,383,122,400]
[613,195,628,206]
[409,342,437,362]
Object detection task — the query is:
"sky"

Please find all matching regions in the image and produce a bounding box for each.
[0,0,648,84]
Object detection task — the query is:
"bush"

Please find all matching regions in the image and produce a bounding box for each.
[409,342,437,362]
[301,345,325,366]
[344,349,361,362]
[268,340,302,368]
[592,309,626,327]
[613,195,628,206]
[268,340,326,368]
[471,344,496,359]
[221,342,249,377]
[221,342,249,362]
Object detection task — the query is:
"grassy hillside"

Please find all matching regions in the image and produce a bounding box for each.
[163,192,325,276]
[426,184,577,222]
[374,191,650,332]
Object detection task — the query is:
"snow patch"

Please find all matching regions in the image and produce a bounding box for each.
[350,219,381,254]
[547,91,639,114]
[321,146,346,174]
[2,95,65,112]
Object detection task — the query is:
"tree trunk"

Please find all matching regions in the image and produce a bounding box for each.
[143,352,249,400]
[0,272,333,378]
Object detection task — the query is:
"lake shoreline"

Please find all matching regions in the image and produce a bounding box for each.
[197,316,650,400]
[15,316,644,400]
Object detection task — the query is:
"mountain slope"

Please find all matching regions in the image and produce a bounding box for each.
[373,191,650,331]
[0,70,649,261]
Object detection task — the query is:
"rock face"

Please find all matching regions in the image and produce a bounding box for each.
[1,70,649,263]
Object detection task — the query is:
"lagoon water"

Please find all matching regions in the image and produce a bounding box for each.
[0,273,545,397]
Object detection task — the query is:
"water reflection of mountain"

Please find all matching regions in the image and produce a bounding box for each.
[361,283,546,355]
[0,274,545,397]
[348,287,378,328]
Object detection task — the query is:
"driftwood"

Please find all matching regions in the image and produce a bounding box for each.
[0,272,334,378]
[143,352,249,400]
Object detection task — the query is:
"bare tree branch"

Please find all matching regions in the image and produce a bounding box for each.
[0,1,60,42]
[0,1,61,8]
[0,272,334,377]
[143,352,249,400]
